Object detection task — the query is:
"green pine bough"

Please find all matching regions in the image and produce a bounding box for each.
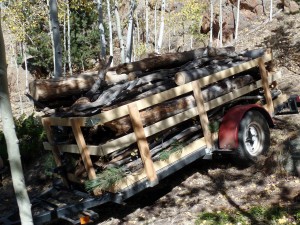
[84,167,125,192]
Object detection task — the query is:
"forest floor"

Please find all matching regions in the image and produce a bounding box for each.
[1,9,300,225]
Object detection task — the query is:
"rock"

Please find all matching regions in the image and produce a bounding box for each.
[282,0,300,14]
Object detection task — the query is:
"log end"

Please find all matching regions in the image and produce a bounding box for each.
[175,73,186,86]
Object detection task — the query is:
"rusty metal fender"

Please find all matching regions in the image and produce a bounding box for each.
[218,104,274,150]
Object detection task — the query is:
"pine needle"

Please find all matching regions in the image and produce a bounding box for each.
[84,167,125,192]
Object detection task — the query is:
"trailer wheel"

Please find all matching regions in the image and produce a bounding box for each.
[237,110,270,163]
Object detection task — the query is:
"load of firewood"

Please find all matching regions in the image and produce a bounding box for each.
[31,46,273,191]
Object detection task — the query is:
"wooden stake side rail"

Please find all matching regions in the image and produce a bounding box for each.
[43,71,282,156]
[41,50,277,191]
[44,51,273,127]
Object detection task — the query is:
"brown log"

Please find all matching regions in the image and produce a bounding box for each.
[29,74,96,101]
[104,73,256,135]
[115,47,236,74]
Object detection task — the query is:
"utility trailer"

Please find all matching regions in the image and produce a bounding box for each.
[1,49,299,225]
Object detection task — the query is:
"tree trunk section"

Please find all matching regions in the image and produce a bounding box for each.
[49,0,62,78]
[0,16,33,225]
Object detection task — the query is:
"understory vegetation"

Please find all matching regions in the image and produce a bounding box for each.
[0,114,45,165]
[195,206,300,225]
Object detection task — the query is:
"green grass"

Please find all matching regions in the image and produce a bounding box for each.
[195,206,300,225]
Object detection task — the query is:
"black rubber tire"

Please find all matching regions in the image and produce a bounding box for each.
[236,110,270,163]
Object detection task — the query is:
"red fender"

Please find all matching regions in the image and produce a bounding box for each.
[218,104,274,150]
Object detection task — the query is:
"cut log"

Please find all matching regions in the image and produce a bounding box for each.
[29,75,96,102]
[115,47,236,74]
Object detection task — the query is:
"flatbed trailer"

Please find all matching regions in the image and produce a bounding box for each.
[1,49,299,225]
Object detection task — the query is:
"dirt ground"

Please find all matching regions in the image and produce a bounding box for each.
[1,9,300,225]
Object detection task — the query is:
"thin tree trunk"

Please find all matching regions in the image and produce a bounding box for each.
[125,0,135,62]
[114,0,125,63]
[136,11,140,44]
[157,0,165,53]
[12,45,23,114]
[0,14,33,225]
[154,1,158,52]
[23,43,29,94]
[63,3,66,76]
[145,0,149,49]
[49,0,62,78]
[269,0,273,21]
[47,0,56,77]
[235,0,240,40]
[219,0,223,47]
[97,0,106,60]
[106,0,114,65]
[210,0,214,45]
[67,0,72,76]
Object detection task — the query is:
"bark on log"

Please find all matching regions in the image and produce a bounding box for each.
[115,47,236,74]
[29,75,96,101]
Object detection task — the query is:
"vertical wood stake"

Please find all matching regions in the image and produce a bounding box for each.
[258,57,274,115]
[192,80,213,149]
[128,103,158,185]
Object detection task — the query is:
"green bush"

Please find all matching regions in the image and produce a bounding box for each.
[0,114,46,165]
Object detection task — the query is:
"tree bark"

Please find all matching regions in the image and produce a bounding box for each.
[0,15,33,225]
[115,46,235,74]
[49,0,62,78]
[106,0,114,65]
[157,0,165,53]
[116,48,206,74]
[97,0,106,60]
[114,1,125,63]
[125,0,135,63]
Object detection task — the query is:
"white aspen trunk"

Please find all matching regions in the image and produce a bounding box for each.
[67,1,72,76]
[125,0,135,63]
[154,1,158,52]
[114,0,125,63]
[12,46,23,114]
[157,0,165,53]
[219,0,223,47]
[63,3,66,76]
[97,0,106,60]
[145,0,149,49]
[0,15,33,225]
[106,0,114,66]
[235,0,240,40]
[168,28,171,51]
[23,43,29,94]
[270,0,273,21]
[47,0,55,77]
[49,0,62,78]
[209,0,214,45]
[190,35,193,49]
[136,11,140,44]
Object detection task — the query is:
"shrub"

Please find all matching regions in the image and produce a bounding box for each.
[0,114,46,165]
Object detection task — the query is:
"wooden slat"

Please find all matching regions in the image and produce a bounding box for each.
[45,51,273,127]
[259,58,274,115]
[127,103,158,184]
[192,80,213,149]
[71,119,96,180]
[47,71,282,156]
[43,142,103,155]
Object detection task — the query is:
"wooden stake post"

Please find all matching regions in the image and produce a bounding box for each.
[258,56,274,115]
[70,119,97,180]
[192,80,213,149]
[127,103,158,186]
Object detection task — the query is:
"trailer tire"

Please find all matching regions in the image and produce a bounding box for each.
[236,110,270,163]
